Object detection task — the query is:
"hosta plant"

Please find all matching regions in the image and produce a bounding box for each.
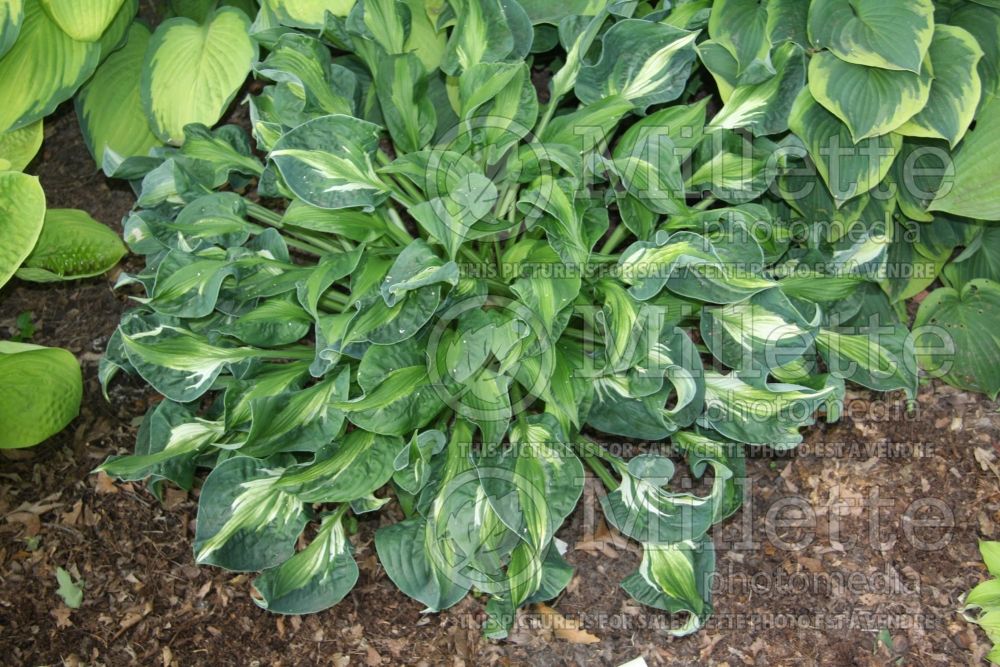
[963,541,1000,665]
[98,0,998,638]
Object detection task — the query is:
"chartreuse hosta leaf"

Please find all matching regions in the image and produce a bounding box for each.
[914,279,1000,398]
[142,7,256,144]
[77,23,161,169]
[0,0,99,133]
[807,0,934,73]
[0,119,42,172]
[808,51,932,142]
[575,19,699,110]
[38,0,126,41]
[0,170,45,288]
[929,94,1000,220]
[962,541,1000,664]
[0,342,82,449]
[897,25,983,147]
[0,0,23,59]
[16,209,127,282]
[261,0,354,29]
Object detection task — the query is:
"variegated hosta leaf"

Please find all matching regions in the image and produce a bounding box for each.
[0,0,23,59]
[380,239,459,306]
[38,0,126,42]
[256,32,354,117]
[142,7,256,144]
[672,430,746,523]
[788,88,901,205]
[575,19,699,111]
[252,512,359,614]
[0,0,99,133]
[441,0,521,76]
[807,0,934,73]
[701,288,820,376]
[601,453,720,545]
[270,114,388,211]
[897,25,983,147]
[709,41,805,136]
[393,429,447,495]
[261,0,355,29]
[375,52,436,154]
[621,538,715,637]
[194,456,307,570]
[929,94,1000,221]
[808,51,932,143]
[617,230,775,303]
[0,170,45,289]
[17,208,127,283]
[0,119,42,171]
[707,0,772,84]
[816,325,918,396]
[697,372,838,448]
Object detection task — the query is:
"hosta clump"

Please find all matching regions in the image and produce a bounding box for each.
[98,0,1000,637]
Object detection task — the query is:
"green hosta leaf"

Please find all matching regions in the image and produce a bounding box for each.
[252,513,359,614]
[0,0,99,133]
[948,3,1000,96]
[807,0,934,73]
[0,171,45,288]
[142,7,256,144]
[942,224,1000,288]
[697,372,837,448]
[270,114,387,211]
[575,19,699,111]
[194,456,307,570]
[621,539,714,637]
[276,430,403,502]
[766,0,808,48]
[808,51,932,143]
[17,209,126,282]
[76,23,160,169]
[0,119,42,171]
[929,94,1000,220]
[816,326,918,396]
[709,42,805,136]
[374,52,436,154]
[0,343,81,448]
[914,279,1000,398]
[897,26,983,147]
[707,0,771,83]
[788,88,901,205]
[0,0,22,59]
[38,0,126,41]
[261,0,354,29]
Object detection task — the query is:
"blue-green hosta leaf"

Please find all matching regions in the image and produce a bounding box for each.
[375,52,436,154]
[457,61,537,160]
[441,0,517,76]
[929,94,1000,220]
[142,8,256,144]
[224,298,312,347]
[0,343,81,449]
[808,51,932,143]
[144,251,237,318]
[948,3,1000,96]
[276,430,403,502]
[942,224,1000,288]
[0,0,22,59]
[788,88,901,206]
[707,0,772,83]
[76,23,160,170]
[222,361,311,429]
[194,456,307,571]
[766,0,808,48]
[374,517,472,611]
[897,26,983,147]
[697,372,837,448]
[696,39,738,102]
[0,0,99,133]
[270,114,387,211]
[517,176,589,266]
[914,279,1000,398]
[0,171,45,288]
[16,209,127,283]
[99,399,221,483]
[621,538,714,637]
[256,32,354,117]
[39,0,125,41]
[673,430,745,523]
[701,288,820,375]
[617,230,775,303]
[380,239,459,307]
[0,119,42,171]
[393,429,447,495]
[807,0,934,73]
[709,42,805,136]
[816,326,918,396]
[252,513,359,614]
[507,243,581,340]
[281,202,386,242]
[601,453,720,545]
[575,19,699,111]
[261,0,354,29]
[609,123,685,215]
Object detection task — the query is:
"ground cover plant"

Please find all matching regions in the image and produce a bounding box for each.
[51,0,1000,644]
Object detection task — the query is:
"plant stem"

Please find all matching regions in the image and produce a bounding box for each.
[598,224,629,255]
[384,207,415,246]
[693,196,717,211]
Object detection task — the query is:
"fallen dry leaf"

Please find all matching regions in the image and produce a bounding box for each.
[535,604,600,644]
[50,606,73,629]
[94,472,119,494]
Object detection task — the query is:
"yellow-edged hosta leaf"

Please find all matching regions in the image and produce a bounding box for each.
[262,0,354,29]
[0,0,23,59]
[0,0,100,133]
[929,94,1000,220]
[0,170,45,288]
[808,51,932,143]
[96,0,137,61]
[141,7,256,145]
[0,119,42,171]
[77,23,160,168]
[39,0,126,42]
[897,25,984,147]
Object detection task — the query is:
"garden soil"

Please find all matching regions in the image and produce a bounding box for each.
[0,106,997,667]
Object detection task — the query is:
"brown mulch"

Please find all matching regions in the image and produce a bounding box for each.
[0,107,998,667]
